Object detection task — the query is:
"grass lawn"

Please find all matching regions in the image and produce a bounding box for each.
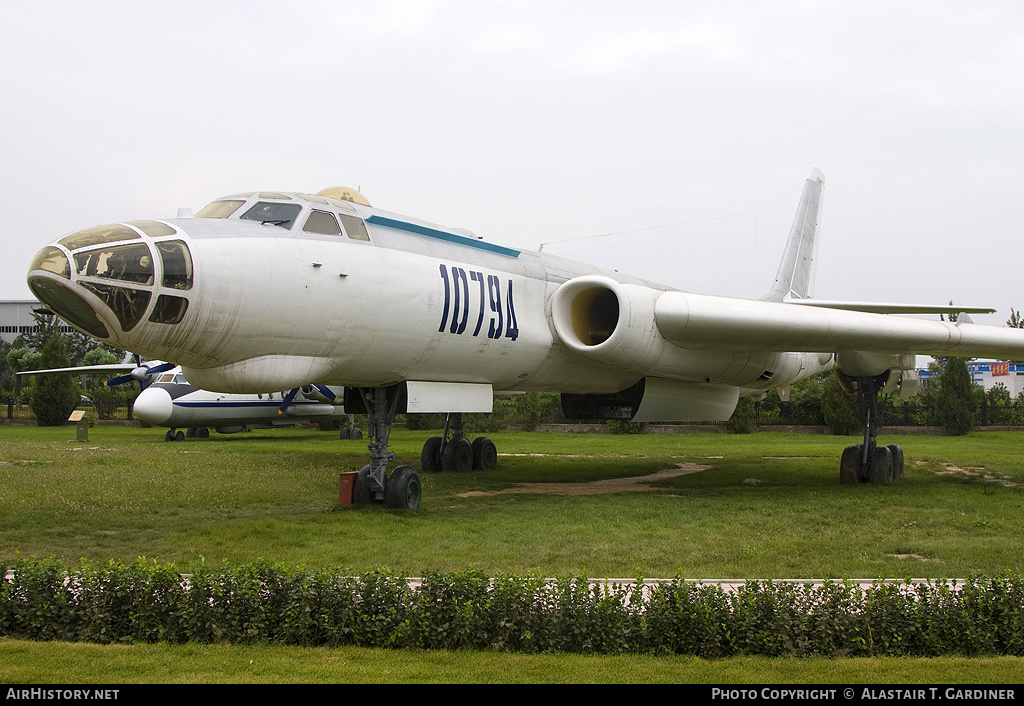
[2,423,1023,682]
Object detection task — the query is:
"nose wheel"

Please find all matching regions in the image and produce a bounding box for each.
[348,386,422,510]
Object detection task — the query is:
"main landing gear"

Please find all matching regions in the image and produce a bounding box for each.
[838,373,905,485]
[420,413,498,473]
[164,427,209,441]
[346,385,500,510]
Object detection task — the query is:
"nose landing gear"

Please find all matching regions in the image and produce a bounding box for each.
[349,385,421,510]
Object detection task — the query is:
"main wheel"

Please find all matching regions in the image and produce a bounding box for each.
[887,444,904,479]
[840,445,862,484]
[165,429,175,442]
[421,436,443,472]
[442,437,473,472]
[868,446,894,485]
[353,464,387,504]
[386,465,422,510]
[174,430,185,442]
[471,437,498,470]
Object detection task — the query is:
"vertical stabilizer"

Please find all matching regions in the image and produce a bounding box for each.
[762,168,825,302]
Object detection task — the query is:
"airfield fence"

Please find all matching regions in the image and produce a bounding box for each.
[2,398,133,422]
[2,558,1022,657]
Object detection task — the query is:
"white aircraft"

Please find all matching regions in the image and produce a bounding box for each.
[26,172,1024,510]
[18,359,355,441]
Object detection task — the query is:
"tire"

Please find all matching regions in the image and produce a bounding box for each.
[165,429,175,442]
[887,444,904,480]
[471,437,498,470]
[840,445,861,484]
[868,446,893,485]
[339,428,351,440]
[385,465,422,510]
[353,464,387,504]
[442,437,474,472]
[198,427,210,438]
[421,436,443,473]
[174,430,185,442]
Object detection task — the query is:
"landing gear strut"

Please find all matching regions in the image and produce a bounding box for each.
[350,386,421,510]
[838,372,905,485]
[420,413,497,473]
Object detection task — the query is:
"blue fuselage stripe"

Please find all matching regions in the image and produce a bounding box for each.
[366,215,521,258]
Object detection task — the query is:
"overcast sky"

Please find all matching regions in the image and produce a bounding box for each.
[2,1,1022,327]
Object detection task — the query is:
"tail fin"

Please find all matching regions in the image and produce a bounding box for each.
[762,168,825,302]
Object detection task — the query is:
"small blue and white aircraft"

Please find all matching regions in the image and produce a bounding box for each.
[19,359,354,441]
[27,171,1024,509]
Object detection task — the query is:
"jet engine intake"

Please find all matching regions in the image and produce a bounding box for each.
[551,276,665,372]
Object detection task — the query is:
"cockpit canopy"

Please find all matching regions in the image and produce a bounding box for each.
[194,188,371,240]
[27,220,193,339]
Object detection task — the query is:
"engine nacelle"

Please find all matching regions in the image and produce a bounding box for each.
[837,367,921,400]
[836,352,920,399]
[550,276,666,372]
[562,376,739,422]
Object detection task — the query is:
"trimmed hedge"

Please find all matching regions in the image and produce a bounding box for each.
[2,558,1023,656]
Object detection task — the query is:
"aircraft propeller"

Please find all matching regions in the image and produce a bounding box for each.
[103,356,176,389]
[277,384,340,414]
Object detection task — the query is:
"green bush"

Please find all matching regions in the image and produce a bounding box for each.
[3,558,1023,657]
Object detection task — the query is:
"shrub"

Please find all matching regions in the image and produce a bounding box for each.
[3,559,1023,657]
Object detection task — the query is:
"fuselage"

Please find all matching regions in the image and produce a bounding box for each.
[133,368,347,430]
[27,189,830,401]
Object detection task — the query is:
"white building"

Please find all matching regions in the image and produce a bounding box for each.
[918,360,1024,397]
[0,300,77,345]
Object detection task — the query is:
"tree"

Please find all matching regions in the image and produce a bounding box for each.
[935,357,976,436]
[726,396,757,433]
[29,333,80,426]
[13,310,121,367]
[1008,308,1024,329]
[820,372,860,435]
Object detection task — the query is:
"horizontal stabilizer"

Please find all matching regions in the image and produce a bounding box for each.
[784,299,996,315]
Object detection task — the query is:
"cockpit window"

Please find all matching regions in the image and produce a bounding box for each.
[74,243,154,285]
[195,200,244,218]
[157,240,193,290]
[241,202,302,229]
[28,278,109,339]
[302,210,342,235]
[80,281,151,332]
[340,214,370,241]
[149,294,189,325]
[29,246,71,279]
[59,224,140,250]
[127,220,177,237]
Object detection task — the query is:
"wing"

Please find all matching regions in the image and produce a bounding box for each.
[654,291,1024,360]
